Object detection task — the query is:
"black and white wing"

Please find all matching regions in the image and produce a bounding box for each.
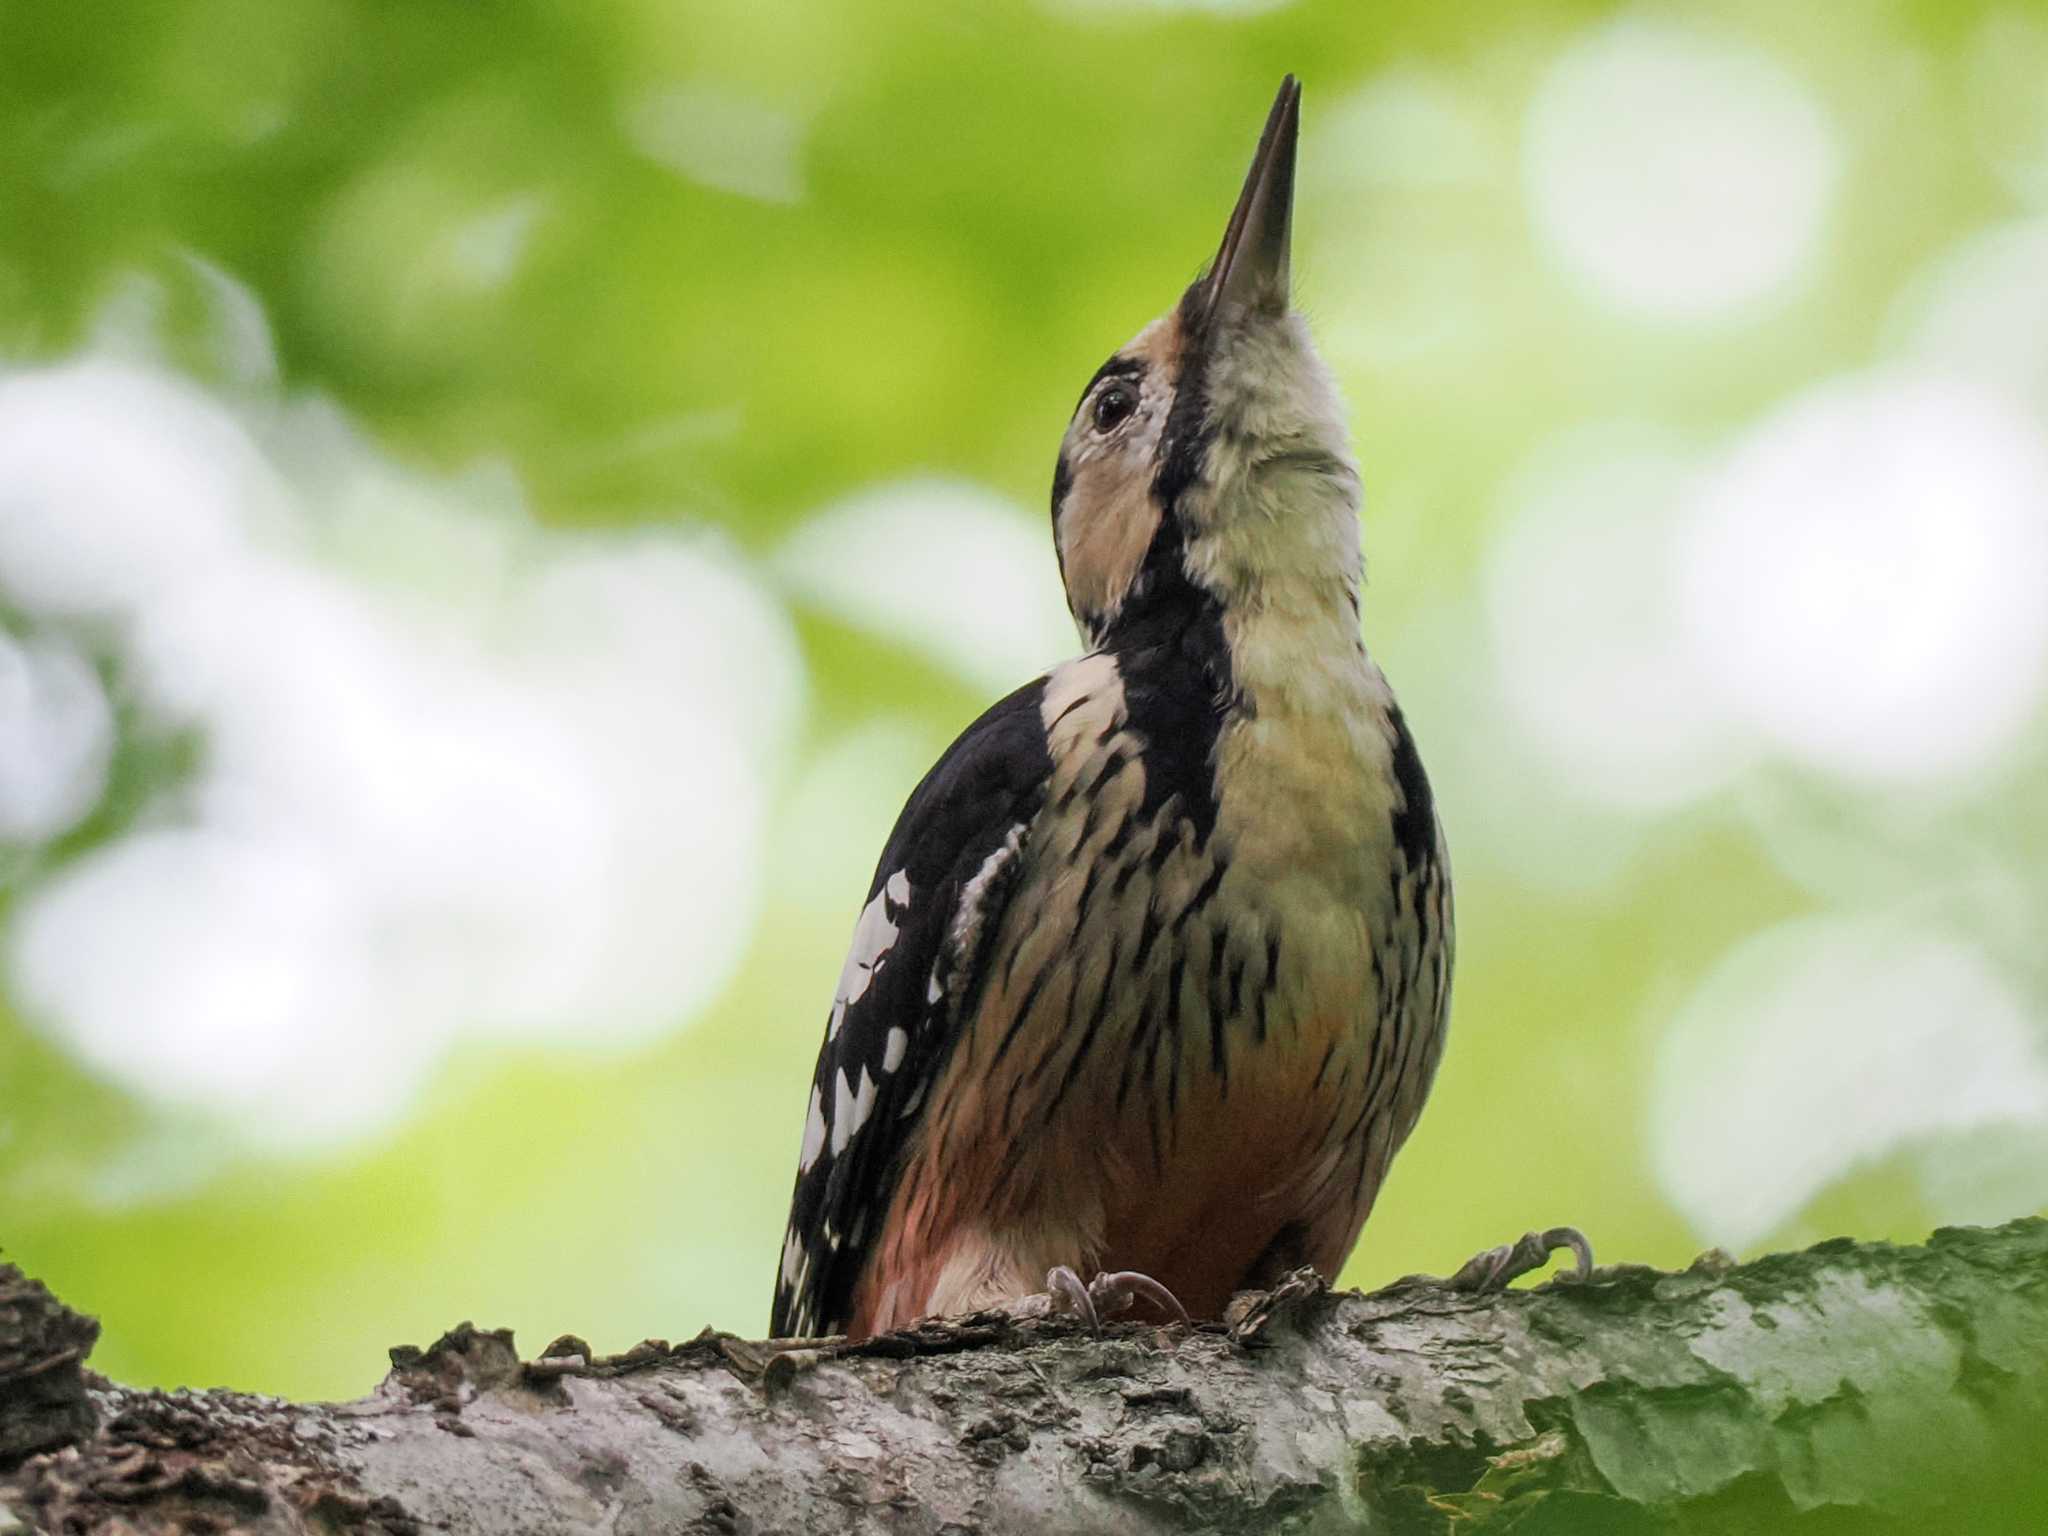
[770,677,1054,1337]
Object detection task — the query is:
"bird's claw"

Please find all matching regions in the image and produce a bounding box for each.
[1443,1226,1594,1292]
[1046,1265,1099,1329]
[1044,1266,1190,1331]
[1090,1269,1191,1325]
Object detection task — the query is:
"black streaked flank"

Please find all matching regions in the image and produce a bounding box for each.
[1085,746,1129,796]
[1074,859,1108,926]
[1044,928,1122,1121]
[1172,859,1228,932]
[992,947,1058,1072]
[1098,813,1136,861]
[1205,929,1230,1029]
[1132,900,1165,972]
[1110,855,1146,901]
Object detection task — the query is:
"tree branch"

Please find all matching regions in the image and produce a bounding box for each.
[5,1221,2046,1533]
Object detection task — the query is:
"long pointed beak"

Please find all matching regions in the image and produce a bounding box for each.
[1201,75,1299,325]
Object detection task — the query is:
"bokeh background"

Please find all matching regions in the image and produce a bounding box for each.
[4,0,2048,1407]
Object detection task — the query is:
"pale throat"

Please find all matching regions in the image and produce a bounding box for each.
[1196,472,1372,718]
[1223,582,1374,718]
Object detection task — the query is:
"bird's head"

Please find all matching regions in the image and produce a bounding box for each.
[1051,76,1362,655]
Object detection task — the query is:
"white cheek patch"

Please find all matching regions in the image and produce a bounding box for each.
[828,869,913,1039]
[798,1085,827,1173]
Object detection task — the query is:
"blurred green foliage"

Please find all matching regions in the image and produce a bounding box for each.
[1,15,2044,1504]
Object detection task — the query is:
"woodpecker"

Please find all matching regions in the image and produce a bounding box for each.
[772,77,1581,1341]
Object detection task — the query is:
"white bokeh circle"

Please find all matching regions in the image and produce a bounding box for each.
[1892,217,2048,421]
[1485,424,1752,810]
[1652,912,2048,1249]
[1677,372,2048,786]
[1525,16,1841,322]
[0,352,805,1148]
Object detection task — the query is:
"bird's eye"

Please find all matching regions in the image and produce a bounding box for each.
[1092,384,1137,433]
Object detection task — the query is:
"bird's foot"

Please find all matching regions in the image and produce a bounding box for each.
[1396,1226,1594,1293]
[1090,1269,1192,1325]
[1044,1266,1190,1331]
[1045,1264,1098,1327]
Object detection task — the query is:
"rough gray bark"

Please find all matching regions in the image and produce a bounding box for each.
[3,1221,2046,1534]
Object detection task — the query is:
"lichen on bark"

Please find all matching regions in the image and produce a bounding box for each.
[3,1221,2046,1534]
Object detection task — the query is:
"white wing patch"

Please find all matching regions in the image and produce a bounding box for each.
[780,1227,807,1289]
[830,1065,880,1156]
[828,869,912,1040]
[883,1026,908,1072]
[946,822,1028,987]
[798,1085,827,1173]
[854,1067,879,1134]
